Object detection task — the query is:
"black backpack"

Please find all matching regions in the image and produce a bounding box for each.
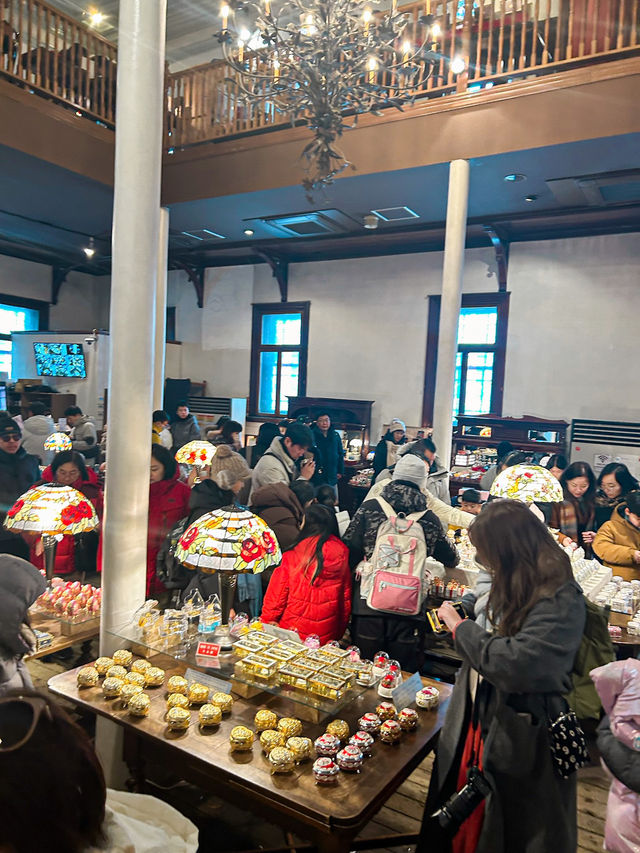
[156,517,192,591]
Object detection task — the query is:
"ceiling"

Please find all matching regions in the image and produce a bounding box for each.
[1,130,638,277]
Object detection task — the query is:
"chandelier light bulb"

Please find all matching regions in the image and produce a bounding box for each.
[451,55,466,75]
[220,3,230,28]
[88,10,104,27]
[362,9,373,22]
[431,22,441,38]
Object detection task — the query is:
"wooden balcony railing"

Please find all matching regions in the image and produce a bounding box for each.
[166,0,640,148]
[0,0,117,124]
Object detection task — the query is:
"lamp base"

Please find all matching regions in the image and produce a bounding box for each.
[42,535,59,588]
[213,572,238,650]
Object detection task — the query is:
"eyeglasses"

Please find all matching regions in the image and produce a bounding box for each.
[0,695,53,752]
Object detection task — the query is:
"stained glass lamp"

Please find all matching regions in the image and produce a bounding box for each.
[175,508,282,648]
[44,432,72,453]
[490,464,563,504]
[4,483,99,583]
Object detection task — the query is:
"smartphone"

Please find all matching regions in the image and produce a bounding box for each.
[427,602,466,634]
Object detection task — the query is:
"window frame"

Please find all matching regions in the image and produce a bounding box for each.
[422,292,509,426]
[0,294,49,342]
[249,301,310,419]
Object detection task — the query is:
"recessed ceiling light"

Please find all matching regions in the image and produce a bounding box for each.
[363,214,379,229]
[504,173,527,183]
[524,194,539,202]
[244,228,255,236]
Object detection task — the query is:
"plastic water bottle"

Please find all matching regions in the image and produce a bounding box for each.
[198,594,221,633]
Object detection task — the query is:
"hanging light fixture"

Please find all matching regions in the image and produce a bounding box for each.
[216,0,442,194]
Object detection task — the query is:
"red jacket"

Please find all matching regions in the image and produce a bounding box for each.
[261,535,351,645]
[30,467,104,576]
[147,473,191,597]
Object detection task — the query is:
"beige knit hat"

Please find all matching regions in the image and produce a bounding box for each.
[209,444,250,490]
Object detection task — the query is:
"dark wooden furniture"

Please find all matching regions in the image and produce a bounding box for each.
[20,391,76,422]
[452,414,568,463]
[49,659,450,853]
[287,396,374,465]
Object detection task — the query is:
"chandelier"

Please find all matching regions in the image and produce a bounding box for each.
[216,0,442,193]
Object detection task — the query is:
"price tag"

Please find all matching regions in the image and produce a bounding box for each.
[185,667,232,694]
[196,641,221,658]
[391,671,424,709]
[263,624,302,643]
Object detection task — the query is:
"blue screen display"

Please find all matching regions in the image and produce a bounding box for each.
[33,342,87,378]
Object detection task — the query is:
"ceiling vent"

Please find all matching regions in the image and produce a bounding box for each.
[181,228,226,241]
[546,170,640,207]
[255,209,358,238]
[371,206,420,222]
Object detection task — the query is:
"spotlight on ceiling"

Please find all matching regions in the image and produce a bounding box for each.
[243,228,255,236]
[88,10,105,27]
[83,237,96,259]
[524,194,539,202]
[363,213,379,230]
[504,173,527,183]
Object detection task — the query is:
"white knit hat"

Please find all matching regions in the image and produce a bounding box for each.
[392,455,428,491]
[389,418,406,433]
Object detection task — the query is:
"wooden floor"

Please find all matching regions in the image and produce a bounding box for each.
[29,653,609,853]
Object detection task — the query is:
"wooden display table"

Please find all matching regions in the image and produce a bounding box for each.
[49,657,451,853]
[28,612,99,660]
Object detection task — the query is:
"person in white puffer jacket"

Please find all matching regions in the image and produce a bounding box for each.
[20,401,55,464]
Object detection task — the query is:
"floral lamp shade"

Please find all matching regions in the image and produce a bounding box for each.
[175,508,282,574]
[3,483,99,536]
[490,464,564,504]
[44,432,72,453]
[174,440,217,467]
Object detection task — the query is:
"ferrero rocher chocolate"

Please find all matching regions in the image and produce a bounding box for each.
[376,702,397,721]
[277,717,302,738]
[106,665,128,681]
[415,686,440,710]
[358,713,382,735]
[268,746,295,774]
[314,733,341,757]
[167,693,190,710]
[77,666,99,688]
[167,706,190,731]
[398,708,419,731]
[254,709,278,732]
[102,677,125,698]
[198,704,222,727]
[112,649,133,668]
[125,672,146,688]
[230,725,254,752]
[349,731,374,756]
[131,659,152,675]
[94,657,114,676]
[144,666,165,687]
[336,745,364,772]
[313,756,340,785]
[260,729,285,755]
[210,692,233,713]
[188,683,209,705]
[120,683,144,707]
[326,719,350,741]
[286,736,314,762]
[128,692,151,717]
[166,675,189,695]
[379,719,402,744]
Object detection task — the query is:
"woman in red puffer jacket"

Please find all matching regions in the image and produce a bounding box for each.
[30,451,104,576]
[261,504,351,644]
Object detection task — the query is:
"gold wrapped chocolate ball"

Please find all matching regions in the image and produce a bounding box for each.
[375,702,397,721]
[166,675,189,695]
[112,649,133,668]
[94,657,114,676]
[269,746,295,774]
[198,704,222,727]
[120,683,144,707]
[254,709,278,731]
[260,729,285,755]
[286,736,314,762]
[167,706,190,731]
[125,672,146,688]
[188,683,209,705]
[144,666,165,687]
[379,719,403,744]
[277,717,302,738]
[167,693,190,710]
[102,677,125,698]
[128,692,151,717]
[210,692,233,714]
[398,708,419,731]
[326,719,350,741]
[106,665,128,681]
[77,666,99,688]
[230,725,254,752]
[131,659,152,675]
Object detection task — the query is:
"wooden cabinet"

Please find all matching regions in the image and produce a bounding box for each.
[286,396,374,465]
[20,392,76,423]
[452,414,568,463]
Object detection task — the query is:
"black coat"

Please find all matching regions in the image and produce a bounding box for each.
[598,715,640,793]
[311,426,344,486]
[0,447,40,543]
[418,580,586,853]
[372,431,407,478]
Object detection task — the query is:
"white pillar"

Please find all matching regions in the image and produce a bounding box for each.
[432,159,470,468]
[153,207,169,411]
[100,0,167,650]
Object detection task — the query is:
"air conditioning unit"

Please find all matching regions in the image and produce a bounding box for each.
[570,419,640,479]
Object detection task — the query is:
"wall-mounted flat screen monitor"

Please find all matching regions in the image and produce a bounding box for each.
[33,342,87,378]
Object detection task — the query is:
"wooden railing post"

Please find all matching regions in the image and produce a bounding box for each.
[457,0,473,92]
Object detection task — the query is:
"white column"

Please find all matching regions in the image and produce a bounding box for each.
[153,207,169,411]
[432,159,470,468]
[100,0,167,650]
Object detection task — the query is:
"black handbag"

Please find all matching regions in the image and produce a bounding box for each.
[547,709,589,779]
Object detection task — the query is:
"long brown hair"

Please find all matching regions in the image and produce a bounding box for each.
[0,690,106,851]
[469,500,573,636]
